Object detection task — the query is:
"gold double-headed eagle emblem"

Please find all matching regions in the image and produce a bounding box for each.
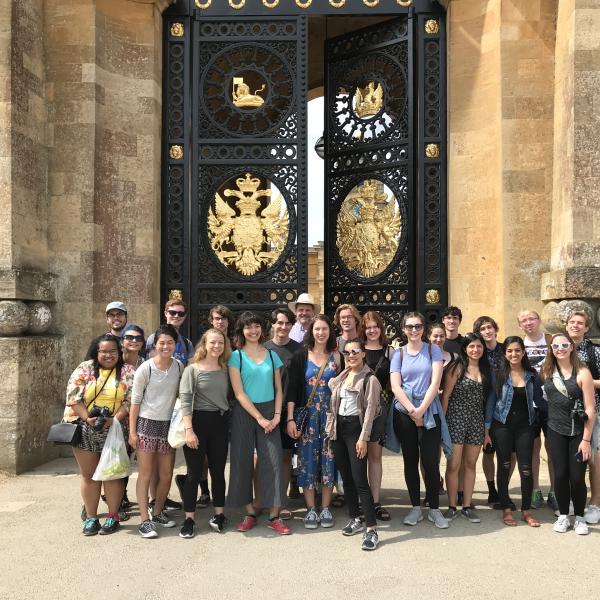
[208,173,289,276]
[337,179,401,277]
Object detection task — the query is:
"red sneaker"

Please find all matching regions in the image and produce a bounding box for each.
[267,517,291,535]
[236,514,257,532]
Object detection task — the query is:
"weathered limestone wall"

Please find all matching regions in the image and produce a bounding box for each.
[541,0,600,335]
[447,0,556,336]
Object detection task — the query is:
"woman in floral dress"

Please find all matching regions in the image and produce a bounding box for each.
[287,315,342,530]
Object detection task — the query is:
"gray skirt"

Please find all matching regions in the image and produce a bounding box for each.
[227,401,283,509]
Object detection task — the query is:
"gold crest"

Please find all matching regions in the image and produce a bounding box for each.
[425,289,440,304]
[425,143,440,158]
[170,23,184,37]
[354,82,383,119]
[169,144,183,160]
[336,180,402,278]
[208,174,289,276]
[232,77,266,108]
[425,19,439,34]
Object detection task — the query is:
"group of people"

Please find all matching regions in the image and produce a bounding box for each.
[63,293,600,550]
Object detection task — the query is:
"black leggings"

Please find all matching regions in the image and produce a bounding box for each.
[330,415,376,527]
[490,414,534,511]
[546,428,587,517]
[393,410,442,509]
[182,410,229,513]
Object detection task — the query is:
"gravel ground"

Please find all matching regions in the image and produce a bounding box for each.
[0,451,597,600]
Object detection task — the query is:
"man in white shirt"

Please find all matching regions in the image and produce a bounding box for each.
[288,292,319,344]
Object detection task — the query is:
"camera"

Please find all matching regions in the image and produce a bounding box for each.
[89,406,111,431]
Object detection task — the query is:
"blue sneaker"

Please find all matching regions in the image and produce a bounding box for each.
[82,517,100,536]
[531,489,544,509]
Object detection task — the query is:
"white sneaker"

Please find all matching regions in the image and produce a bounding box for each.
[574,516,589,535]
[403,506,423,526]
[553,515,570,533]
[428,508,449,529]
[584,504,600,524]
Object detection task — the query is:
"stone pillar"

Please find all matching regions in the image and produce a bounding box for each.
[541,0,600,336]
[0,1,62,472]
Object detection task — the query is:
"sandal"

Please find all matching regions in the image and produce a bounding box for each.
[502,509,517,527]
[331,494,345,508]
[374,503,391,521]
[522,511,540,527]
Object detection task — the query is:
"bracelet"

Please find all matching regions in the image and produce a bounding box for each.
[583,438,591,443]
[287,419,295,423]
[274,412,281,415]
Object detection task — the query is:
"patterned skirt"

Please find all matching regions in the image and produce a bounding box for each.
[136,416,174,454]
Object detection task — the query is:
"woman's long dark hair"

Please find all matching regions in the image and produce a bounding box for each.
[232,311,267,349]
[89,334,124,383]
[448,332,492,394]
[496,335,535,396]
[304,314,337,353]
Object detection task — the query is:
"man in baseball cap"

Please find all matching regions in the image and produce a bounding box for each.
[288,292,320,343]
[84,301,129,359]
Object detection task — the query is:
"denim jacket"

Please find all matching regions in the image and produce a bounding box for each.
[485,371,542,429]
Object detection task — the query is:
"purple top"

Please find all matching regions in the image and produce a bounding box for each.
[390,343,443,399]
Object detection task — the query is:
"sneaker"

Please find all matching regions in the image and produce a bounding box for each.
[319,507,335,528]
[531,489,544,509]
[403,506,423,526]
[152,510,176,528]
[139,519,158,538]
[179,517,195,538]
[163,497,182,511]
[175,473,186,501]
[209,513,228,533]
[118,509,130,522]
[267,517,291,535]
[553,515,570,533]
[237,514,257,532]
[120,493,133,511]
[574,516,589,535]
[547,491,559,513]
[361,529,379,551]
[303,507,320,529]
[99,516,120,535]
[461,506,481,523]
[443,507,459,521]
[428,508,449,529]
[457,491,464,506]
[584,504,600,524]
[82,517,100,536]
[197,493,211,508]
[342,517,365,536]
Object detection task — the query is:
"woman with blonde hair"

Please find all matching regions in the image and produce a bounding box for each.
[178,328,232,538]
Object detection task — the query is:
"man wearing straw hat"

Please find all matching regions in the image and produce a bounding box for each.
[288,292,320,344]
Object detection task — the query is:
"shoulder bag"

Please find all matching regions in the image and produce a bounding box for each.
[294,357,328,435]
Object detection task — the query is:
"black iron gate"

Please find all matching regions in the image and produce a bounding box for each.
[162,1,446,341]
[324,11,446,338]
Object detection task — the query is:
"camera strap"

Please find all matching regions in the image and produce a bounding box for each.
[87,367,116,411]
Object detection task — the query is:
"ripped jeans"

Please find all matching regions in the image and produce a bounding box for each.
[490,410,534,511]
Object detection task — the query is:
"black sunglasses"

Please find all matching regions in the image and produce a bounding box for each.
[167,310,186,317]
[123,334,144,342]
[342,348,363,357]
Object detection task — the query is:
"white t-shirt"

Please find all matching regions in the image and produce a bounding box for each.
[131,358,182,421]
[338,385,359,416]
[524,334,548,374]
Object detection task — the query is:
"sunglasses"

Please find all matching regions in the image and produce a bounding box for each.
[167,310,186,318]
[405,324,424,331]
[342,348,363,357]
[551,342,571,350]
[123,334,143,342]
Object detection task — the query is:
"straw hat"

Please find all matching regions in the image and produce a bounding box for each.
[288,292,320,314]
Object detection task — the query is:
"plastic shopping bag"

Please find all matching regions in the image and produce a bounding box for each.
[167,399,186,449]
[92,418,131,481]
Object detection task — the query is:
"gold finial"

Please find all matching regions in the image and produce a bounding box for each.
[329,0,345,7]
[354,82,384,119]
[397,0,412,6]
[263,0,279,6]
[232,77,266,108]
[169,289,183,301]
[170,23,184,37]
[229,0,245,8]
[363,0,379,6]
[296,0,312,7]
[425,289,440,305]
[425,19,439,34]
[169,145,184,160]
[425,143,440,158]
[195,0,212,7]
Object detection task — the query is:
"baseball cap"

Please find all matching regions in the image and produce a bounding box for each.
[106,301,128,314]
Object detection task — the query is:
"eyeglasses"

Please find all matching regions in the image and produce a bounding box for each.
[404,324,424,331]
[123,335,143,342]
[167,310,186,318]
[211,315,226,322]
[551,342,571,350]
[342,348,362,357]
